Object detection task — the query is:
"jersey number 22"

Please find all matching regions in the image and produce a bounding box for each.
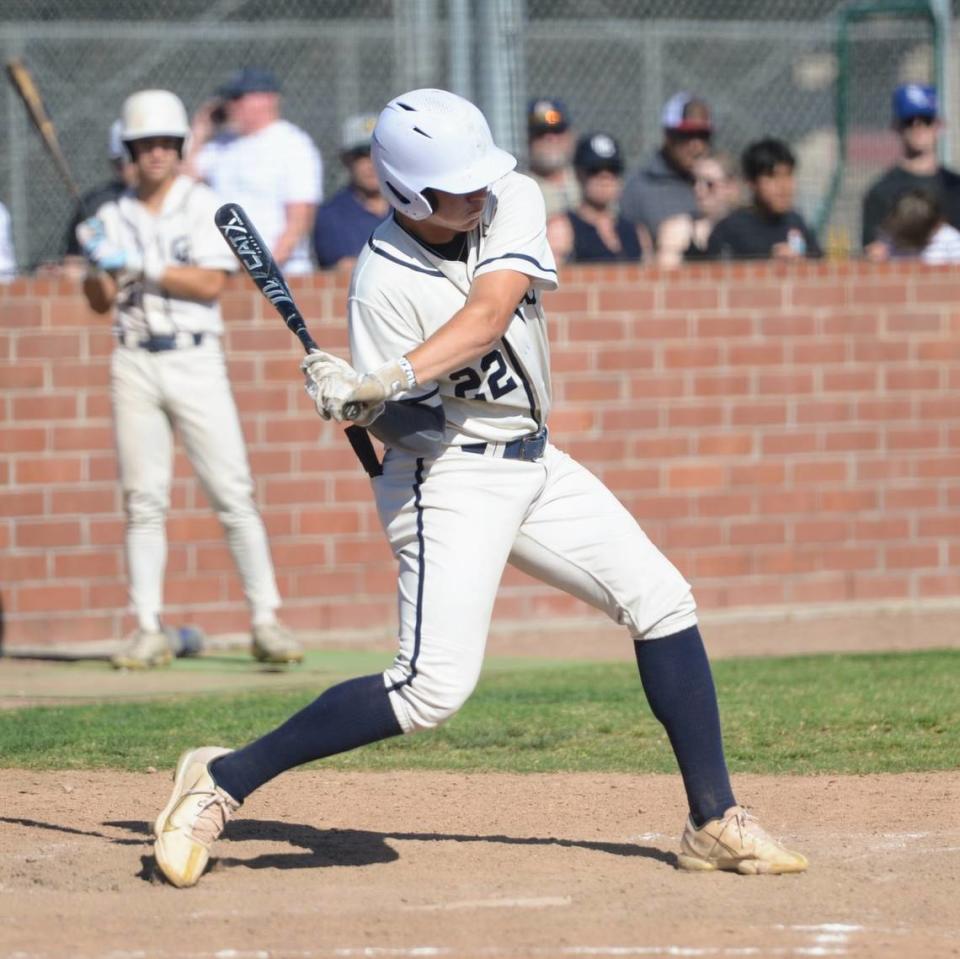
[450,348,517,402]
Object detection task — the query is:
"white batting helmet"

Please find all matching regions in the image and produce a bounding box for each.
[121,89,190,153]
[372,88,516,220]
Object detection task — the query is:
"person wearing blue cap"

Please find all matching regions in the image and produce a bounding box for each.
[187,67,322,275]
[861,83,960,257]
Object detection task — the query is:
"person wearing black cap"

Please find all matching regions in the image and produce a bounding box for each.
[621,92,713,249]
[547,132,642,264]
[861,83,960,258]
[187,67,322,275]
[524,97,581,219]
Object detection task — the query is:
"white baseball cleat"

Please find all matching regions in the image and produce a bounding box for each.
[111,628,172,669]
[251,621,304,664]
[677,805,808,875]
[153,746,238,888]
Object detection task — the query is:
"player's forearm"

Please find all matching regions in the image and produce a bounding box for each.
[159,266,227,301]
[404,269,531,384]
[81,270,117,313]
[406,300,511,384]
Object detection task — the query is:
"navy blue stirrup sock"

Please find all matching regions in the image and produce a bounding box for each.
[634,625,736,827]
[208,673,403,803]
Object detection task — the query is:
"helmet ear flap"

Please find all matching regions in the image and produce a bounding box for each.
[380,175,434,220]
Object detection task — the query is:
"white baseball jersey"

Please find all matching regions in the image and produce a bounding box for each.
[349,171,557,445]
[0,201,15,282]
[96,174,281,634]
[197,120,322,275]
[347,171,695,736]
[94,175,237,337]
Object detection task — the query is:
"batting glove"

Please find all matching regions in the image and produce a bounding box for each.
[300,351,377,424]
[345,357,418,408]
[75,217,147,284]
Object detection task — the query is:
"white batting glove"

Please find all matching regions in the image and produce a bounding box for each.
[344,356,418,407]
[300,351,377,424]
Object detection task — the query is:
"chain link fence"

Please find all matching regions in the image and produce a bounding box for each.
[0,0,952,270]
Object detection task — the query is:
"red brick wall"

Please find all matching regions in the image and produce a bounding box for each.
[2,261,959,648]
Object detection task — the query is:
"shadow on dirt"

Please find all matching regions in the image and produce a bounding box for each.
[0,815,146,846]
[0,813,675,884]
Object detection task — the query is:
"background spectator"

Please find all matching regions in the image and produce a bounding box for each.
[313,113,389,270]
[547,131,642,264]
[861,84,960,258]
[0,199,15,282]
[188,67,322,275]
[63,119,136,259]
[656,151,740,267]
[524,97,580,219]
[877,188,960,264]
[706,137,822,260]
[621,92,713,250]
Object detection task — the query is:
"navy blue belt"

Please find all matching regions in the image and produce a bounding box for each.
[117,331,206,352]
[462,427,548,462]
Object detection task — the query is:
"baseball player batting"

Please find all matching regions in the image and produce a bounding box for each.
[153,89,808,886]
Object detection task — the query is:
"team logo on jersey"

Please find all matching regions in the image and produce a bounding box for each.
[171,235,191,264]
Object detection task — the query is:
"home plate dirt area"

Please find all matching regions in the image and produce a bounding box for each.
[1,768,958,959]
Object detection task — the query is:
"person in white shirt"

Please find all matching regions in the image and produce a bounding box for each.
[0,200,16,282]
[76,88,302,669]
[188,67,322,275]
[879,187,960,264]
[150,88,807,890]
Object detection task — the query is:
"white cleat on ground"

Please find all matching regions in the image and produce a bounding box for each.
[677,805,808,875]
[153,746,238,888]
[111,628,172,669]
[251,621,304,664]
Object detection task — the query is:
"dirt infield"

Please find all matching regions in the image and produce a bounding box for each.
[1,769,958,959]
[2,605,959,958]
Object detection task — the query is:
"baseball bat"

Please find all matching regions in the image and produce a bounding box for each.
[5,58,81,202]
[213,203,381,477]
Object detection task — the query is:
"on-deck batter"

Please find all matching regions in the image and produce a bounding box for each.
[77,89,302,668]
[151,89,808,887]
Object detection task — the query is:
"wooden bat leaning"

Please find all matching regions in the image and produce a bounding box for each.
[213,203,382,478]
[5,58,81,201]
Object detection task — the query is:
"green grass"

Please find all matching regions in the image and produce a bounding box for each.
[2,649,958,775]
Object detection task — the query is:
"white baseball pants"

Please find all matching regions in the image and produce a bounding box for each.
[375,443,697,733]
[110,342,281,631]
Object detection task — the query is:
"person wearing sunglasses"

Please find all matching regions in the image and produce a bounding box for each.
[546,132,642,263]
[621,92,713,251]
[657,152,741,267]
[313,114,390,270]
[861,84,960,259]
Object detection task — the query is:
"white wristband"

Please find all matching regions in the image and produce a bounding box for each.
[398,355,418,390]
[143,262,165,286]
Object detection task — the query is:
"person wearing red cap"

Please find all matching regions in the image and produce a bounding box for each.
[621,92,713,249]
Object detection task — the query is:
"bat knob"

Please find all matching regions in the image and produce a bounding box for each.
[343,401,362,421]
